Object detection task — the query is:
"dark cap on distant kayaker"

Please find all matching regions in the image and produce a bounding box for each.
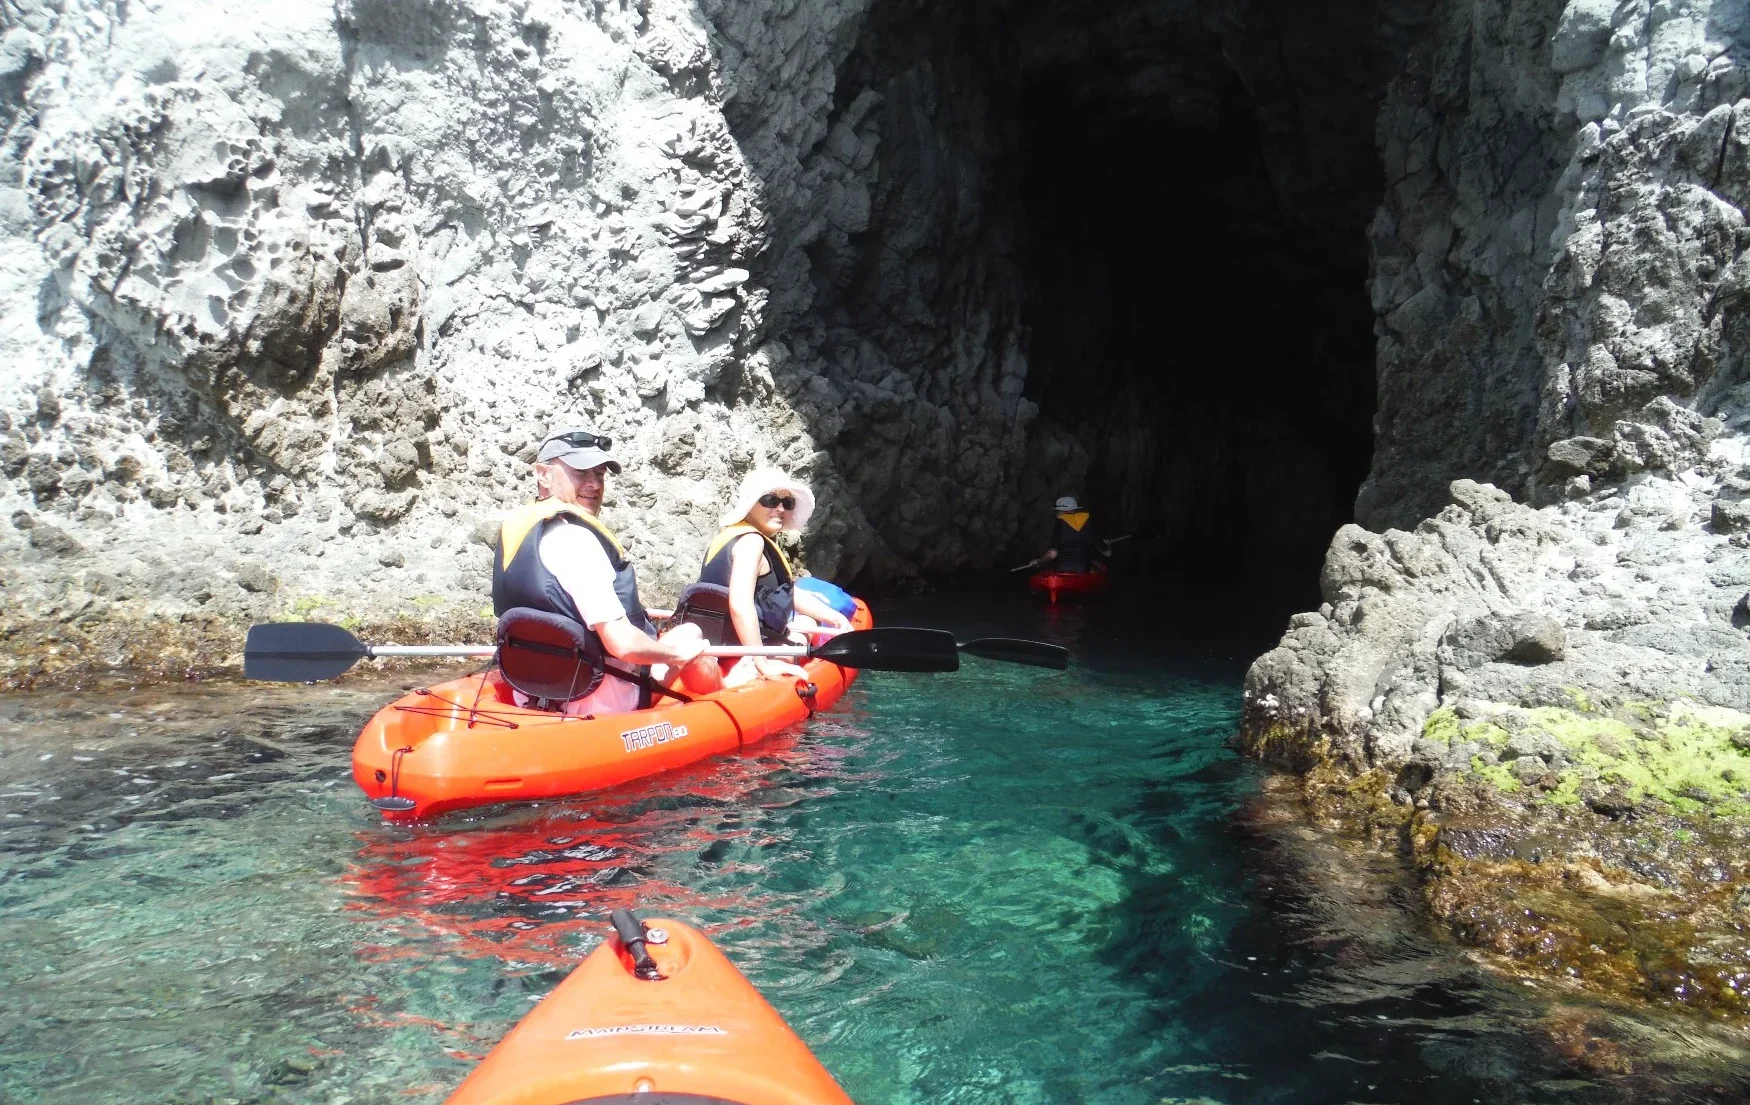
[537,423,621,474]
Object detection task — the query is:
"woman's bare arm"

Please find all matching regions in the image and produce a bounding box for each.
[726,533,766,647]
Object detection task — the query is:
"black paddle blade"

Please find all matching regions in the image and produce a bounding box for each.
[244,622,370,682]
[959,637,1070,670]
[810,627,960,672]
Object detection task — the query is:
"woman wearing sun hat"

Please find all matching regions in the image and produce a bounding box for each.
[697,467,853,684]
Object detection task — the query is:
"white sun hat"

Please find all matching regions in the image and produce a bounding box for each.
[1055,495,1080,512]
[720,466,816,531]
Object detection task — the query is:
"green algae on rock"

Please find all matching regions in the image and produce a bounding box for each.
[1420,700,1750,818]
[1243,696,1750,1018]
[0,605,495,693]
[1244,472,1750,1021]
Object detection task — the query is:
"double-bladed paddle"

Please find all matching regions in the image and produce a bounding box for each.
[1012,532,1135,572]
[243,623,1068,682]
[714,633,1069,671]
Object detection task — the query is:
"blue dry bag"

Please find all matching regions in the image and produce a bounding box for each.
[795,575,858,619]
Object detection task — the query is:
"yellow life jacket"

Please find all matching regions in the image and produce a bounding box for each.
[492,499,653,634]
[701,522,796,577]
[698,523,796,644]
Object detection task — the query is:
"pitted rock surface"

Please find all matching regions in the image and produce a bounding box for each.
[1246,475,1750,769]
[1258,0,1750,769]
[0,0,931,679]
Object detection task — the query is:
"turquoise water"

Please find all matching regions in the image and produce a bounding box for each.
[1,588,1744,1103]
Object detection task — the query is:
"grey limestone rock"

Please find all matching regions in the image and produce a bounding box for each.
[1444,612,1568,668]
[1360,0,1750,529]
[1253,0,1750,780]
[1247,475,1750,773]
[0,0,1017,657]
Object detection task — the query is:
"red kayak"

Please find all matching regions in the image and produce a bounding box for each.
[1028,566,1109,601]
[445,909,854,1105]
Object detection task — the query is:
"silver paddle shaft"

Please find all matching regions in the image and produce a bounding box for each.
[363,644,812,659]
[365,645,496,658]
[701,645,810,658]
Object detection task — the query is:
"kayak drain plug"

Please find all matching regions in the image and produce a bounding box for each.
[610,907,666,981]
[369,746,418,812]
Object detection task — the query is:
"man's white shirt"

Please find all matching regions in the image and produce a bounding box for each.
[517,522,641,715]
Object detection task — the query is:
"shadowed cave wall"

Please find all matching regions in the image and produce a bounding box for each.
[782,0,1437,586]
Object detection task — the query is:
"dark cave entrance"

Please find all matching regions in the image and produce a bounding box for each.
[809,0,1426,594]
[1013,74,1379,587]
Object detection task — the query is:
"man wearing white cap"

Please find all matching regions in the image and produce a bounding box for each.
[493,423,709,715]
[1024,494,1111,573]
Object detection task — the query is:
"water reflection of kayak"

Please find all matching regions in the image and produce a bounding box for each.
[352,602,872,821]
[445,909,854,1105]
[1027,567,1110,601]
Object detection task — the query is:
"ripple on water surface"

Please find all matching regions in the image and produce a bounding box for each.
[2,592,1746,1104]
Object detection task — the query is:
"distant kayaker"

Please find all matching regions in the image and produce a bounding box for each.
[697,467,852,685]
[492,424,712,715]
[1023,495,1112,573]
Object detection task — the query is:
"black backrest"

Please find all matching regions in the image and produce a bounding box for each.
[496,607,604,703]
[671,582,735,646]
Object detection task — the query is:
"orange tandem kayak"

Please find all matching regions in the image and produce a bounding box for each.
[445,910,854,1105]
[352,601,872,820]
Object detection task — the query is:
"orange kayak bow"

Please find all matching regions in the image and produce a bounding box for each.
[445,909,854,1105]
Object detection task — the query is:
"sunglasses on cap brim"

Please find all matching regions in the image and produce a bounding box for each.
[549,430,612,451]
[757,493,798,510]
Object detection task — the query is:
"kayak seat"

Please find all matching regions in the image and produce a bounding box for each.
[495,607,606,706]
[670,582,735,646]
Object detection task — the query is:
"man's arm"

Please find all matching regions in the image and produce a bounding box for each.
[596,617,706,667]
[542,525,704,667]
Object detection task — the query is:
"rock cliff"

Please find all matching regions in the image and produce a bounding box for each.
[0,0,1424,681]
[1246,0,1750,1018]
[0,0,986,681]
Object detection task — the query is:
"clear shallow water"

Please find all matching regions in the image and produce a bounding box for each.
[2,585,1746,1104]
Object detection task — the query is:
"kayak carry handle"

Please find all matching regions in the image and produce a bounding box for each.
[610,907,664,981]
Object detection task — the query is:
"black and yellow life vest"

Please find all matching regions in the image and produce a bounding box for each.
[492,500,657,637]
[697,523,795,644]
[1051,510,1101,572]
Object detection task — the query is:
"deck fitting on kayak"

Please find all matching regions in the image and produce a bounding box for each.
[611,907,666,981]
[370,746,418,812]
[795,680,819,717]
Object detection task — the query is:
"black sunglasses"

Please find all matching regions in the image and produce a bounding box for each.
[757,493,797,510]
[552,430,612,451]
